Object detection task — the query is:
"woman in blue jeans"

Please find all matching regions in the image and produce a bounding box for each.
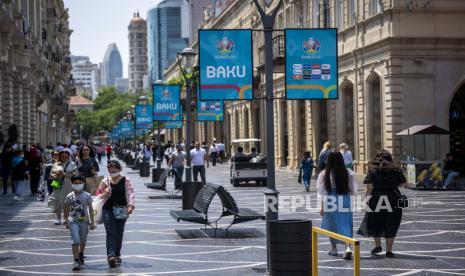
[96,160,135,268]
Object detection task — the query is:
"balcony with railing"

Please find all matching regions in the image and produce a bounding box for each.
[257,34,285,72]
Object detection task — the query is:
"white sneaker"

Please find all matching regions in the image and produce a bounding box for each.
[442,186,447,190]
[343,247,352,260]
[54,219,62,225]
[13,195,20,201]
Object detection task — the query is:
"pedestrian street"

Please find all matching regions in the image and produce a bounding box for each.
[0,160,465,275]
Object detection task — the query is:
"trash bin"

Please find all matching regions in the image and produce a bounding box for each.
[139,159,150,177]
[152,168,165,183]
[269,219,312,276]
[181,182,204,210]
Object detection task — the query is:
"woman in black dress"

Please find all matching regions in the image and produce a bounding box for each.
[363,150,406,258]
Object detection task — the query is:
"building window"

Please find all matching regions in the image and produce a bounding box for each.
[348,0,356,26]
[369,0,382,16]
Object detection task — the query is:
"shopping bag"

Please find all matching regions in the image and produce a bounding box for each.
[50,179,62,189]
[92,196,106,224]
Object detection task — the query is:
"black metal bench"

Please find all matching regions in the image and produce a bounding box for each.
[216,185,265,228]
[145,168,183,199]
[170,183,265,236]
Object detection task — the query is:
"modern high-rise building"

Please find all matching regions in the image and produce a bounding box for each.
[71,55,100,99]
[128,12,148,94]
[102,43,123,87]
[147,0,190,82]
[188,0,211,43]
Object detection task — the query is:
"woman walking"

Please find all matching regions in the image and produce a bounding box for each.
[77,145,100,195]
[44,151,59,195]
[339,143,354,170]
[11,149,30,201]
[318,141,332,171]
[317,152,358,259]
[48,150,78,225]
[361,150,406,258]
[96,160,135,268]
[298,151,315,192]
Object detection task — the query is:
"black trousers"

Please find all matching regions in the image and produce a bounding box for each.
[192,165,206,184]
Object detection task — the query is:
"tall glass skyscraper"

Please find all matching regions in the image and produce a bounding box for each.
[147,0,190,82]
[102,43,123,87]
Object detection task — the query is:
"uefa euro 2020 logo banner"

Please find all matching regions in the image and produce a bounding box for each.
[302,37,321,54]
[216,37,234,54]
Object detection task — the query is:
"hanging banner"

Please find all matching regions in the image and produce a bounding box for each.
[197,89,224,121]
[165,121,183,129]
[199,29,253,101]
[120,120,133,138]
[135,105,153,129]
[285,29,338,99]
[153,85,182,121]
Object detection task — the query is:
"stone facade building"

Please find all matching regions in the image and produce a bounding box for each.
[128,12,148,94]
[0,0,74,147]
[164,0,465,172]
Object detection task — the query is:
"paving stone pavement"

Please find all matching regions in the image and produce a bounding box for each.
[0,158,465,275]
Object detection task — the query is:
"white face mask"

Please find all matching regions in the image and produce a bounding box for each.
[72,184,84,191]
[109,172,120,178]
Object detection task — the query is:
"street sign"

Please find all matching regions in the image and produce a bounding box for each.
[196,89,224,121]
[199,29,253,101]
[164,121,183,129]
[153,85,182,121]
[135,105,153,129]
[285,29,338,99]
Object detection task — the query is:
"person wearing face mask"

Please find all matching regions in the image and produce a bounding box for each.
[48,149,79,225]
[63,176,96,271]
[96,160,135,268]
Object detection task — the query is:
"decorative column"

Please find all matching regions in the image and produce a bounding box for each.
[383,58,403,160]
[287,101,297,169]
[12,75,23,145]
[356,68,367,172]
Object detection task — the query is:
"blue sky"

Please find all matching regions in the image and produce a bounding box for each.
[64,0,161,77]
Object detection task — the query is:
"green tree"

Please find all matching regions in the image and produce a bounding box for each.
[76,87,136,140]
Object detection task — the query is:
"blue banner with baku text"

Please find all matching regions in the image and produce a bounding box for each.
[153,85,182,121]
[120,120,133,138]
[285,29,338,99]
[199,29,253,101]
[197,89,224,121]
[135,105,153,129]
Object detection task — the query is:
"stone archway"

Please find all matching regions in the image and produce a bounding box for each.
[449,82,465,156]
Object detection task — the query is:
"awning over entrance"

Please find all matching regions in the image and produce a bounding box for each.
[396,125,449,136]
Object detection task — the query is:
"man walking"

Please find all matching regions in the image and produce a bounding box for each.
[169,145,186,188]
[190,142,208,184]
[217,142,225,164]
[209,142,219,167]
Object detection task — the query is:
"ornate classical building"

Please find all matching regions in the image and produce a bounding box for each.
[0,0,75,147]
[164,0,465,172]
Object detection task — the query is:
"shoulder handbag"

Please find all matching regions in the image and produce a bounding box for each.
[393,188,408,208]
[111,177,129,220]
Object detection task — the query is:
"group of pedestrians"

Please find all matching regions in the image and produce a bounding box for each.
[0,141,134,271]
[299,141,406,260]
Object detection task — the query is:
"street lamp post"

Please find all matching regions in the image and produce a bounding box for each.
[177,47,197,182]
[253,0,283,271]
[155,80,164,169]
